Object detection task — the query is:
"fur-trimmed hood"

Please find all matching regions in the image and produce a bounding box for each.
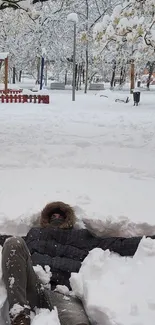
[40,201,76,229]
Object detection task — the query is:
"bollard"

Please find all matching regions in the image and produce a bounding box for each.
[137,80,141,87]
[133,91,140,106]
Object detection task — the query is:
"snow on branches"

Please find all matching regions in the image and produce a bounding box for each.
[94,0,155,50]
[0,0,47,11]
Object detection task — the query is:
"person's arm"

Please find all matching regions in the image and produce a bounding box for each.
[98,236,141,256]
[99,235,155,257]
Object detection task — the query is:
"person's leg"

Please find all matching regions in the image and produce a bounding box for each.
[2,236,89,325]
[45,289,90,325]
[2,237,51,322]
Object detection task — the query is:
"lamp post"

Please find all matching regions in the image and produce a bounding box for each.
[72,22,76,101]
[67,13,78,101]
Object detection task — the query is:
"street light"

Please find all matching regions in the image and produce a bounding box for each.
[67,13,78,101]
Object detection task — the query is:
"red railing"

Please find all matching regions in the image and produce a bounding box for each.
[0,94,49,104]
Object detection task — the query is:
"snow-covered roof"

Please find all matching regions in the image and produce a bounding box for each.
[0,52,9,60]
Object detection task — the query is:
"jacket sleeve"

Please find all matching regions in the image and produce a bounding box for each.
[98,236,143,256]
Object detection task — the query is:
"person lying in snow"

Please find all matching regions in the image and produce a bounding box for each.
[1,201,154,325]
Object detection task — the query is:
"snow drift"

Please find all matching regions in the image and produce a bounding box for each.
[83,216,155,238]
[70,236,155,325]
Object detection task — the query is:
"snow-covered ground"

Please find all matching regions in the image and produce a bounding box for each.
[0,89,155,324]
[0,90,155,228]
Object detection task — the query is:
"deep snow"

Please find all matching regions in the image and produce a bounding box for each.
[70,236,155,325]
[0,89,155,324]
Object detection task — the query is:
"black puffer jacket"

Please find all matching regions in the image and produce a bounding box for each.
[25,227,155,289]
[0,201,154,290]
[26,227,99,288]
[0,227,155,289]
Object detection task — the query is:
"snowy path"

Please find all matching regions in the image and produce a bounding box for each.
[0,91,155,229]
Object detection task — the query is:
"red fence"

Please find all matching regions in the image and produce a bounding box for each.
[0,94,49,104]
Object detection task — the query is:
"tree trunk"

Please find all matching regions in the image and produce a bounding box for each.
[19,70,22,82]
[83,68,85,83]
[84,0,89,94]
[120,66,123,85]
[84,47,89,93]
[5,57,8,92]
[147,62,154,89]
[89,72,97,84]
[65,69,67,85]
[75,63,78,88]
[76,64,81,91]
[120,66,126,86]
[36,56,40,84]
[130,60,135,93]
[44,61,48,86]
[13,67,16,84]
[123,67,126,84]
[76,64,78,90]
[110,60,116,88]
[79,65,82,90]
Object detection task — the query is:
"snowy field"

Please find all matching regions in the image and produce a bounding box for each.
[0,90,155,229]
[0,89,155,324]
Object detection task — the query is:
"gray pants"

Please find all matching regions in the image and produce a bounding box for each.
[2,237,89,325]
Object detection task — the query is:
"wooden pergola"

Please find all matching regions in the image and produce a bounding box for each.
[0,52,9,92]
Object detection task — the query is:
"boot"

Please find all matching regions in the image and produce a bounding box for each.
[11,312,30,325]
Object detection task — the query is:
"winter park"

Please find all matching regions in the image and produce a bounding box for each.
[0,0,155,324]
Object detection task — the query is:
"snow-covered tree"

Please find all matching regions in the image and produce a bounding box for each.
[93,0,155,89]
[0,0,47,11]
